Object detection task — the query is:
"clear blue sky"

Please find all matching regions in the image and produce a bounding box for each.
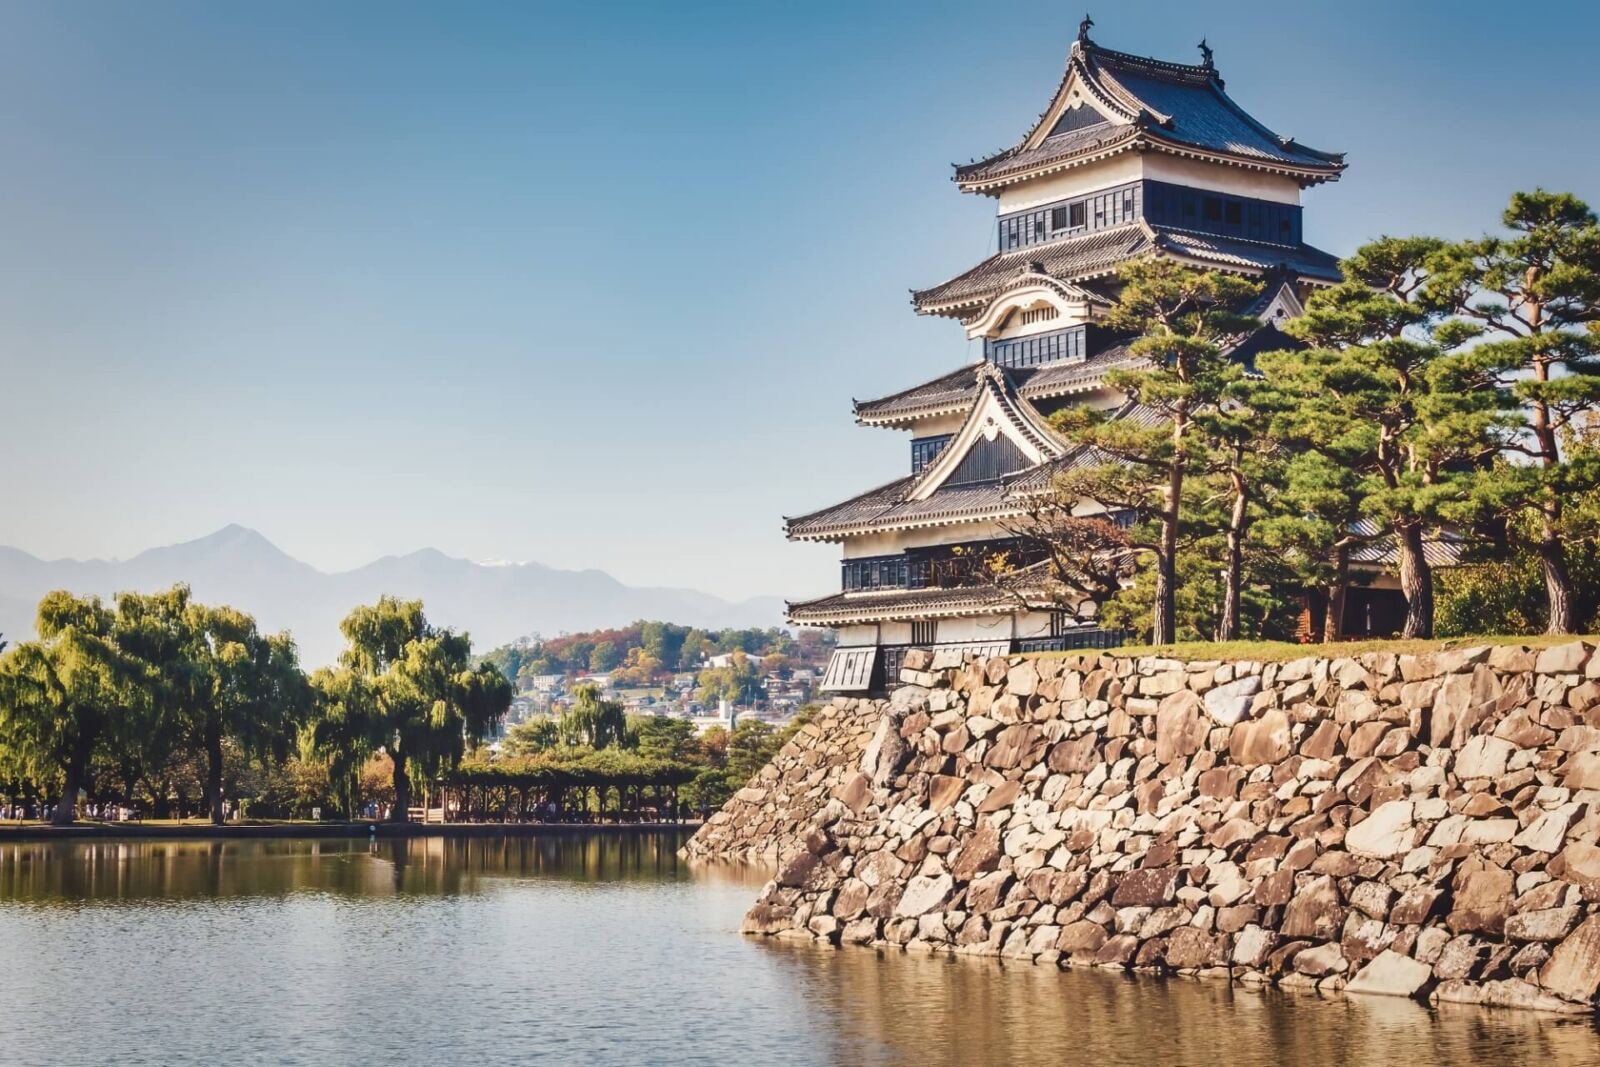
[2,0,1597,602]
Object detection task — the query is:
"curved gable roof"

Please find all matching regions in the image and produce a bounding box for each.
[955,36,1344,192]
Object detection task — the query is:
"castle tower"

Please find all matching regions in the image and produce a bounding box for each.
[790,23,1345,694]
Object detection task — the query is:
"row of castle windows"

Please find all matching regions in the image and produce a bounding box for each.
[984,324,1086,368]
[997,179,1303,252]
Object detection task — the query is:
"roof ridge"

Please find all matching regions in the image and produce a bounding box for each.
[1084,40,1220,86]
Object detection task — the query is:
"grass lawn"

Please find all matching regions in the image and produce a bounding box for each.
[1035,632,1600,664]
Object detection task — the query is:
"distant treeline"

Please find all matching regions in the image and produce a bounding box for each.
[0,586,510,826]
[480,621,832,684]
[0,588,812,827]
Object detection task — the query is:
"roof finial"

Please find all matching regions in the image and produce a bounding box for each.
[1198,37,1214,69]
[1077,13,1094,45]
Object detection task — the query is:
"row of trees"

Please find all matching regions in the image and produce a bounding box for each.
[481,622,830,685]
[0,587,511,825]
[496,686,802,814]
[1015,190,1600,642]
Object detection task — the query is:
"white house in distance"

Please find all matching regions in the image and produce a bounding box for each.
[787,20,1360,695]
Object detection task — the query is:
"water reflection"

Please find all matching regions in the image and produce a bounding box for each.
[1,835,1597,1066]
[0,831,702,903]
[760,940,1600,1067]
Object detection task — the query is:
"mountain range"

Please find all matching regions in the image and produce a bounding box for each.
[0,525,785,666]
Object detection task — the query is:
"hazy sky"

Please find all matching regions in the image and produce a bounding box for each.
[2,0,1597,602]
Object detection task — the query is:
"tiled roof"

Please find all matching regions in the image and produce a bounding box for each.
[956,40,1344,190]
[1018,343,1146,399]
[855,344,1146,426]
[913,223,1340,315]
[786,479,1022,541]
[1153,228,1342,283]
[789,396,1161,540]
[1008,402,1170,492]
[1349,519,1469,570]
[783,474,917,534]
[913,225,1153,313]
[955,122,1141,185]
[854,364,982,424]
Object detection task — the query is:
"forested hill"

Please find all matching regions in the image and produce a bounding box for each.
[481,622,833,686]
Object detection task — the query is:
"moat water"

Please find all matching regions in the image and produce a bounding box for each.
[0,832,1596,1066]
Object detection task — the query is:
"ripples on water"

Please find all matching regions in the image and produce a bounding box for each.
[0,834,1595,1066]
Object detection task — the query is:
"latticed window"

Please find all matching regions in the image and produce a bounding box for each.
[1019,306,1059,326]
[911,620,937,646]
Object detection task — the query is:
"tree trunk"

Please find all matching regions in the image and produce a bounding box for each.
[205,724,225,826]
[53,753,85,825]
[390,752,411,823]
[1216,477,1248,642]
[1152,412,1187,646]
[1539,520,1576,635]
[1396,521,1434,639]
[1325,544,1350,642]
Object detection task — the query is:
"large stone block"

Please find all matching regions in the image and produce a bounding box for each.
[1540,916,1600,1003]
[1155,690,1208,764]
[1345,800,1416,858]
[1229,708,1292,767]
[1345,949,1432,998]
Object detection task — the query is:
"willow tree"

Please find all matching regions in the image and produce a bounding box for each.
[1051,259,1261,644]
[559,683,628,749]
[174,598,308,825]
[1426,190,1600,633]
[308,665,382,819]
[0,592,134,824]
[329,597,510,822]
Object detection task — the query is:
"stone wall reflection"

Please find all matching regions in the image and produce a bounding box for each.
[756,939,1600,1066]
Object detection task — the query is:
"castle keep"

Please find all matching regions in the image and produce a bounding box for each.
[791,23,1350,695]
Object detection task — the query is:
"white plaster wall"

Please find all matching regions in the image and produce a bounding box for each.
[935,615,1016,643]
[997,154,1143,213]
[906,412,968,437]
[1141,154,1301,204]
[880,621,913,645]
[995,152,1300,216]
[1015,611,1058,639]
[837,624,879,646]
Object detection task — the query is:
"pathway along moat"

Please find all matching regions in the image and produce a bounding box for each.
[0,833,1596,1066]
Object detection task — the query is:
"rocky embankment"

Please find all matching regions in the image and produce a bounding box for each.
[682,698,883,862]
[687,642,1600,1013]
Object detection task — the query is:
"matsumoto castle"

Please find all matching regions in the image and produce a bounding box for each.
[789,21,1354,695]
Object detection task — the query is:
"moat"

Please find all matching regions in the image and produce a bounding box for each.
[0,833,1595,1066]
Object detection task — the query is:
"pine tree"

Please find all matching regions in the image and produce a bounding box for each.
[1051,260,1261,644]
[1426,190,1600,633]
[1277,239,1505,638]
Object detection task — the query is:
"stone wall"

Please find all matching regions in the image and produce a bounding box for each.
[681,696,887,863]
[730,641,1600,1014]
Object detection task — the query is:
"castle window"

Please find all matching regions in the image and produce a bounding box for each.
[1225,201,1242,226]
[1203,197,1223,222]
[1050,206,1068,231]
[1069,202,1086,228]
[911,620,937,646]
[1019,305,1059,326]
[910,434,953,473]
